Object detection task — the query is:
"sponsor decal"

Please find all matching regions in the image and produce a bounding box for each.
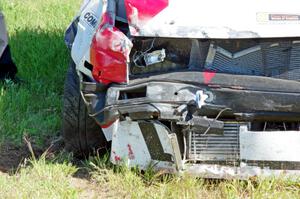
[83,12,98,28]
[269,14,300,21]
[257,13,300,22]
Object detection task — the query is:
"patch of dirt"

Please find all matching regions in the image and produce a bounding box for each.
[0,135,64,173]
[0,143,31,173]
[0,141,49,173]
[0,140,115,198]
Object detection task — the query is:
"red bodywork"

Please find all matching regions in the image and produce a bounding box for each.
[124,0,169,23]
[90,13,132,85]
[124,0,169,34]
[90,0,168,85]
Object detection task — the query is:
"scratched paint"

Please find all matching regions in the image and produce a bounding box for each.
[127,144,135,160]
[112,151,122,162]
[203,71,216,84]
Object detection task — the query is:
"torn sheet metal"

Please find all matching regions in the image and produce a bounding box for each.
[124,0,300,38]
[90,22,132,84]
[101,120,119,141]
[90,0,133,84]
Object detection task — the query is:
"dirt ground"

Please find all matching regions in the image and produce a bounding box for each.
[0,143,33,173]
[0,141,108,198]
[1,130,69,172]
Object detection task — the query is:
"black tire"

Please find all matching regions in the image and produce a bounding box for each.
[62,61,107,157]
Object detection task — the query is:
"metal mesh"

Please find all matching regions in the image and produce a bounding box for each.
[205,40,300,81]
[188,123,240,163]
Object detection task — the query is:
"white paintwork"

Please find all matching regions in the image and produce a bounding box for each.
[110,120,176,171]
[240,126,300,162]
[71,0,104,78]
[195,90,208,109]
[101,120,120,141]
[109,122,300,179]
[129,0,300,38]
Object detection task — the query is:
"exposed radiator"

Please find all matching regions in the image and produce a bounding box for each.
[205,40,300,81]
[205,45,264,76]
[188,123,240,163]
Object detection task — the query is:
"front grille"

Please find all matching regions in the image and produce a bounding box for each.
[205,45,264,76]
[275,42,300,80]
[205,40,300,81]
[188,123,240,163]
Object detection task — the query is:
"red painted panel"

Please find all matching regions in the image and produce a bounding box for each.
[90,13,132,84]
[125,0,169,25]
[203,71,216,84]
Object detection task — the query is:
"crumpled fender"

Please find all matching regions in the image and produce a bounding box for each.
[90,12,132,85]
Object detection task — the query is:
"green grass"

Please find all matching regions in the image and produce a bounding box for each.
[0,156,79,198]
[0,0,80,144]
[86,154,300,199]
[1,152,299,199]
[0,0,300,198]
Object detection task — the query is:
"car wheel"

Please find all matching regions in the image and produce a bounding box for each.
[62,61,108,157]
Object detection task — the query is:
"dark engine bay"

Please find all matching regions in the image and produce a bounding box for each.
[130,38,300,82]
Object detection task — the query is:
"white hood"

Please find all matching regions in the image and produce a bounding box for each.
[125,0,300,38]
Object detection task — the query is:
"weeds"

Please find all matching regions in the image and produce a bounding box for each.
[83,152,300,199]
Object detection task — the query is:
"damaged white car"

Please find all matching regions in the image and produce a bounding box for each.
[63,0,300,179]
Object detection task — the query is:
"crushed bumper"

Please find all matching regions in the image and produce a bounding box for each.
[81,71,300,179]
[89,71,300,124]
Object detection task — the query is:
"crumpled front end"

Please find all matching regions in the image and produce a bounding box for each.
[98,72,300,179]
[69,0,300,179]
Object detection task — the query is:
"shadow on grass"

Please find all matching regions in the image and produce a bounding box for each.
[0,29,70,146]
[0,28,70,172]
[10,28,71,84]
